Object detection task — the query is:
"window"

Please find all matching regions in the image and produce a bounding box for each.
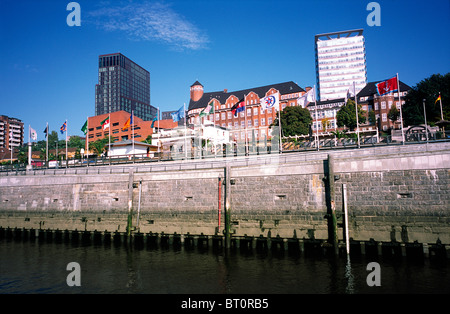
[247,108,251,116]
[247,120,252,127]
[382,113,387,122]
[253,108,258,115]
[261,118,265,126]
[268,117,273,125]
[227,112,232,119]
[374,102,379,110]
[381,101,386,109]
[241,121,245,128]
[221,113,225,120]
[254,119,258,126]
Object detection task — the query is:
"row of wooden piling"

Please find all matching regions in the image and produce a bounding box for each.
[0,226,448,260]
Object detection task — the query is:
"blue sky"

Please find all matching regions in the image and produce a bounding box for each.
[1,0,449,140]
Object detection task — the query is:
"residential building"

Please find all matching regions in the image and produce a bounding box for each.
[0,115,24,161]
[315,29,367,101]
[357,80,411,131]
[187,81,306,142]
[95,53,157,121]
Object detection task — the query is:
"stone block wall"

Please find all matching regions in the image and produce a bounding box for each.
[0,143,449,244]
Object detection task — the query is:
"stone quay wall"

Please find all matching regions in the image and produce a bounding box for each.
[0,142,449,246]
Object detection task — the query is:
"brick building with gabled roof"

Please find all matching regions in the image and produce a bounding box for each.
[187,81,306,142]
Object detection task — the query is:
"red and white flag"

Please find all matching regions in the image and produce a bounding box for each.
[376,76,398,96]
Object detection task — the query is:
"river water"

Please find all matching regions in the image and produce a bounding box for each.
[1,238,448,297]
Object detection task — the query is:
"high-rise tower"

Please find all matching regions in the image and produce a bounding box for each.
[95,53,157,121]
[315,29,367,101]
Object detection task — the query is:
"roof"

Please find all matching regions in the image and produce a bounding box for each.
[191,81,203,87]
[110,140,155,148]
[188,81,305,111]
[357,80,412,98]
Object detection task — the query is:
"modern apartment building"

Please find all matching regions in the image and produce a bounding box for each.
[315,29,367,101]
[0,115,24,161]
[95,53,157,121]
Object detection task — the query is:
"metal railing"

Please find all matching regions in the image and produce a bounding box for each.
[1,137,449,176]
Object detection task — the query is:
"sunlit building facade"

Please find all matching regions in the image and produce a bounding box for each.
[315,29,367,101]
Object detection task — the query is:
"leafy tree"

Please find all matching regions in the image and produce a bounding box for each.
[368,110,377,125]
[336,99,366,130]
[388,104,400,123]
[142,135,152,144]
[89,136,114,156]
[403,73,449,126]
[271,106,312,136]
[68,136,85,150]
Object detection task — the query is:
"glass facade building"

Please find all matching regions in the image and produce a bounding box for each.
[95,53,157,121]
[315,29,367,101]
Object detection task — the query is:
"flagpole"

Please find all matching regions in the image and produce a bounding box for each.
[28,125,32,169]
[132,110,135,162]
[423,98,429,142]
[244,94,248,156]
[397,73,405,144]
[108,114,111,157]
[86,117,89,168]
[65,119,68,167]
[277,94,282,153]
[438,92,445,136]
[157,107,160,156]
[314,85,319,151]
[212,100,216,158]
[46,122,49,167]
[354,81,360,148]
[184,103,187,160]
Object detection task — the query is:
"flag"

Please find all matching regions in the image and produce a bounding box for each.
[122,113,133,130]
[81,120,87,134]
[199,100,214,117]
[261,93,280,113]
[30,127,37,141]
[60,121,67,134]
[151,116,158,128]
[231,98,245,117]
[435,94,441,104]
[297,87,315,108]
[101,116,110,130]
[345,85,356,103]
[171,105,185,122]
[43,125,48,137]
[376,76,398,96]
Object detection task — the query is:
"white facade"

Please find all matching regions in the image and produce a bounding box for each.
[316,29,367,101]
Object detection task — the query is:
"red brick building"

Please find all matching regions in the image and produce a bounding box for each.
[187,81,306,142]
[87,111,154,144]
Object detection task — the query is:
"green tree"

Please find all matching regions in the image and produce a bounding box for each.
[89,136,114,156]
[68,136,85,150]
[403,73,450,126]
[336,99,366,130]
[142,135,152,144]
[271,106,312,136]
[368,110,377,125]
[388,104,400,123]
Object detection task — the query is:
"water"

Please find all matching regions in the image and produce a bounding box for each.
[1,239,449,295]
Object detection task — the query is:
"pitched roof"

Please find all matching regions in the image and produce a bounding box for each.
[357,80,412,97]
[188,81,305,111]
[191,81,203,87]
